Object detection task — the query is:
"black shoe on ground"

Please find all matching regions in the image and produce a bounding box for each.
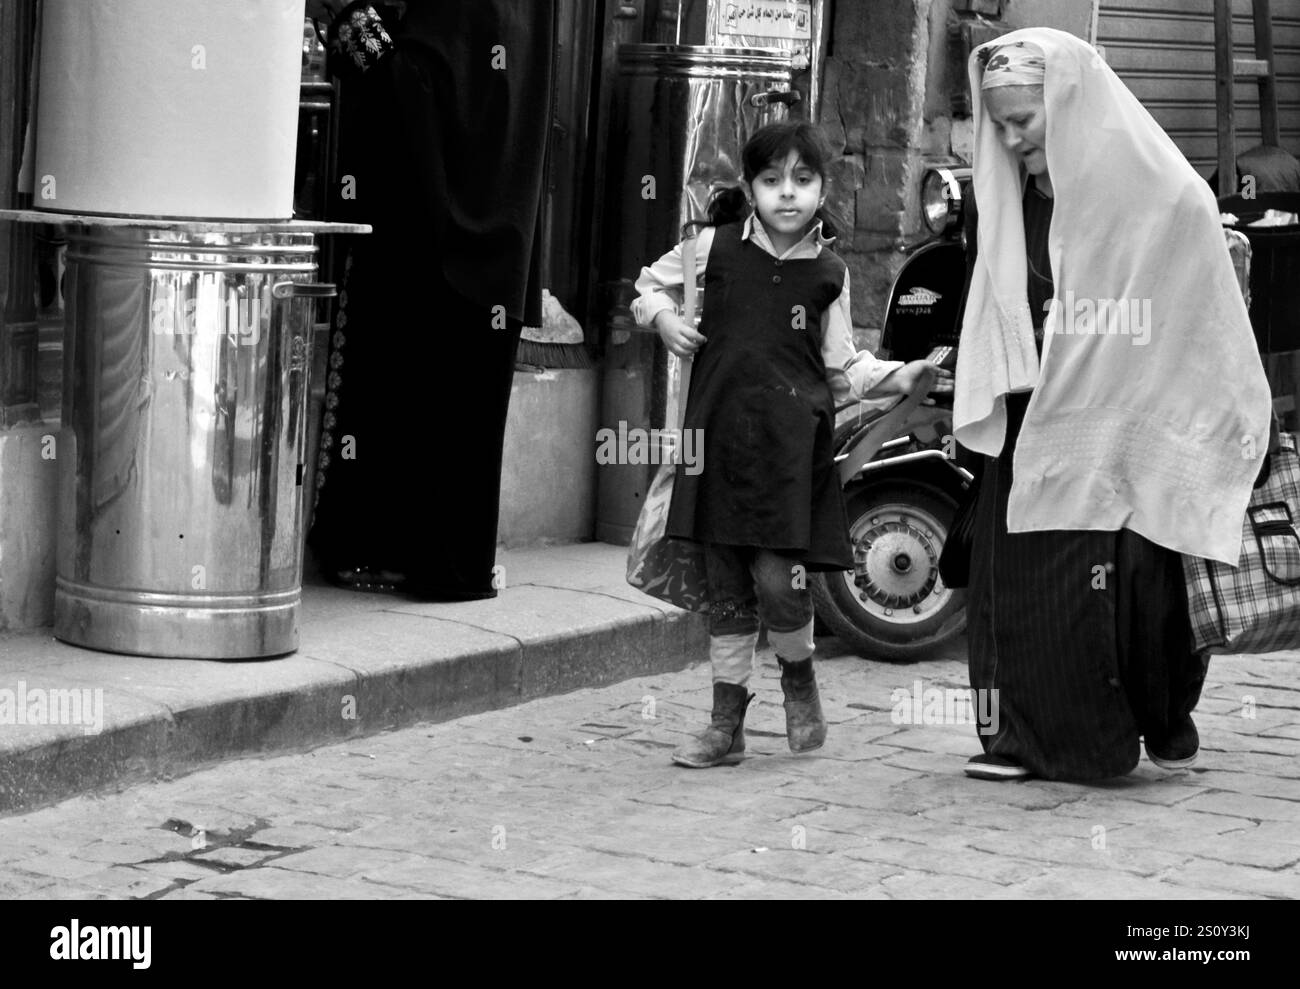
[965,753,1034,781]
[1145,718,1199,770]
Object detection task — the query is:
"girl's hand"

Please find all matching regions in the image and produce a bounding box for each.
[868,360,944,397]
[653,311,707,359]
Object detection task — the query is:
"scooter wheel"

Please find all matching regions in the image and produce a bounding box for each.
[811,483,965,661]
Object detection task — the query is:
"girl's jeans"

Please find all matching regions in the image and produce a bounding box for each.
[703,543,816,686]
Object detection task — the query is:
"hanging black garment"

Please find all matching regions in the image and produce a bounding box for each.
[308,0,553,598]
[665,223,853,572]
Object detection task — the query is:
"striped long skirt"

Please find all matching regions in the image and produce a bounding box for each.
[966,392,1209,781]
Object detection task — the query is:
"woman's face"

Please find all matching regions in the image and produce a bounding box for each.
[984,85,1048,176]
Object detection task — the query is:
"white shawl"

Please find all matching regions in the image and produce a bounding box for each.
[955,26,1273,566]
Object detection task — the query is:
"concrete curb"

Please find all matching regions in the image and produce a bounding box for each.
[0,543,707,816]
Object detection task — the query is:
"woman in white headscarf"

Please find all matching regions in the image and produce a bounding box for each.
[956,28,1272,781]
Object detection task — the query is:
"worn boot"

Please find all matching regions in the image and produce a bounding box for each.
[779,657,827,752]
[671,682,755,768]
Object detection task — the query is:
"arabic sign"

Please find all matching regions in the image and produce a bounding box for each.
[718,1,813,42]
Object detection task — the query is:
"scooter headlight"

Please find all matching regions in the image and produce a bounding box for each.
[921,167,963,236]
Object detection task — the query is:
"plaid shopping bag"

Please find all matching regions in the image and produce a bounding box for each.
[1182,432,1300,653]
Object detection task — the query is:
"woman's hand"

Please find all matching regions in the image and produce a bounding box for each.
[653,311,707,359]
[868,360,946,398]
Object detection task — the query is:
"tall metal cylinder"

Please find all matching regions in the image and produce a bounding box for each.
[55,225,327,658]
[600,45,794,286]
[595,45,792,545]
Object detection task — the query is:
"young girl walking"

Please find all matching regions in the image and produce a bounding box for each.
[632,122,939,768]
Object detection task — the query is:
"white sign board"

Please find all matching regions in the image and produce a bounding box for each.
[717,1,813,43]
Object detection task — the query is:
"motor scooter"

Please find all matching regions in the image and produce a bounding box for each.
[810,162,977,660]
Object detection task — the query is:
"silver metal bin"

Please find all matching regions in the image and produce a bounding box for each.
[46,218,365,659]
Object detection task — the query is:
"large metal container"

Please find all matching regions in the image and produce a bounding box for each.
[595,45,793,544]
[704,0,828,120]
[598,45,794,295]
[55,224,333,658]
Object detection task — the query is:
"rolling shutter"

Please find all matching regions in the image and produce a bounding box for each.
[1096,0,1300,178]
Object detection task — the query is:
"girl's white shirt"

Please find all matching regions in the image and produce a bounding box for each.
[630,213,904,406]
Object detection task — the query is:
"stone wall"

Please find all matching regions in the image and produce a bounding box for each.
[821,0,936,347]
[821,0,1090,347]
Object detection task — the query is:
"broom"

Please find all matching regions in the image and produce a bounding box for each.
[515,288,596,370]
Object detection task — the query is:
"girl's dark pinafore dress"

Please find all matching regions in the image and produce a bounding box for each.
[664,222,853,572]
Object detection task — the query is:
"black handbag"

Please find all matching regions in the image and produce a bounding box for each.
[939,458,983,589]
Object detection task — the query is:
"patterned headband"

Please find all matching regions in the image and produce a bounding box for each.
[980,41,1046,89]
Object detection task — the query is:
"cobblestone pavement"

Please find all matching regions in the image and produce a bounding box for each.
[1,636,1297,900]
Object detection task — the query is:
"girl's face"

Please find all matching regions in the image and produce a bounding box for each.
[984,86,1048,176]
[748,150,824,241]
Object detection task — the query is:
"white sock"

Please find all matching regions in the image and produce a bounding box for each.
[710,631,757,685]
[769,619,815,662]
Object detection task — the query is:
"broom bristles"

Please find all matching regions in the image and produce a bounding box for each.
[515,339,596,369]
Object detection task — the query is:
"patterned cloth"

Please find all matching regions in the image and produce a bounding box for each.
[1183,432,1300,653]
[328,2,394,73]
[980,41,1046,89]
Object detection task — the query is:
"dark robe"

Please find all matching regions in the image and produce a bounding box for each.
[963,177,1208,781]
[308,1,553,598]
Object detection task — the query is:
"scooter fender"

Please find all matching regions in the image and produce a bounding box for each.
[880,241,968,363]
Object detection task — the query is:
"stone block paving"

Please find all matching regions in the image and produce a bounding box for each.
[0,637,1297,899]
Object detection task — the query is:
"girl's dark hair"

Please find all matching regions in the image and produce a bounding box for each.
[683,185,750,234]
[682,121,839,240]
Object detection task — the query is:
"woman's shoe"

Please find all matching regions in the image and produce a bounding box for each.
[1145,748,1197,770]
[1144,718,1199,770]
[965,753,1034,781]
[671,682,754,768]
